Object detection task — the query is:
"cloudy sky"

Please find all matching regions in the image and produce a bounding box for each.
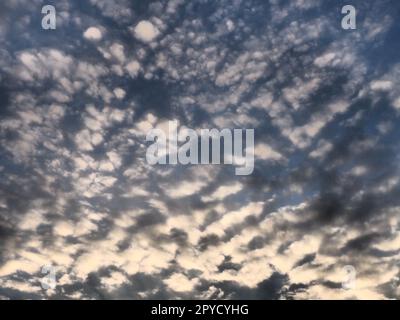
[0,0,400,300]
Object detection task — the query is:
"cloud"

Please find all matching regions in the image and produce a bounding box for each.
[83,27,103,41]
[133,21,159,43]
[0,0,400,300]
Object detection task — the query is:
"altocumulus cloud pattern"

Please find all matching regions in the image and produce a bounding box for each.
[0,0,400,300]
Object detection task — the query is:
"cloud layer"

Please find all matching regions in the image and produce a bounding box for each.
[0,0,400,299]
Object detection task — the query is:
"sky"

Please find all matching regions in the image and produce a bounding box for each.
[0,0,400,300]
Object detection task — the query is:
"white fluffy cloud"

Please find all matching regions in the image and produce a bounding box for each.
[83,27,103,41]
[133,21,159,42]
